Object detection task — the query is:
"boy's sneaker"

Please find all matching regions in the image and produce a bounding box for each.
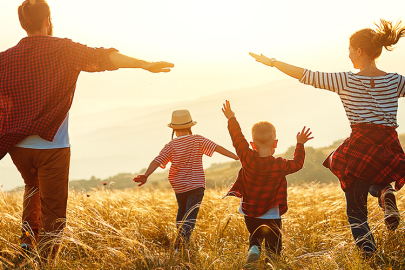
[379,188,400,231]
[20,243,33,255]
[244,245,260,269]
[17,243,33,267]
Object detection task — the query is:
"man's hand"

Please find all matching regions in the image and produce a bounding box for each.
[133,175,148,186]
[142,61,174,73]
[296,126,314,144]
[222,100,235,119]
[249,52,273,66]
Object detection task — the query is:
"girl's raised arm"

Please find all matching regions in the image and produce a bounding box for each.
[249,53,304,80]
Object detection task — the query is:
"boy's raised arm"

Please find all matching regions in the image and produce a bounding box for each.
[221,100,250,160]
[283,126,313,175]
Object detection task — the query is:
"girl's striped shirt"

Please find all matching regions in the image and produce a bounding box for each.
[154,134,217,193]
[300,69,405,127]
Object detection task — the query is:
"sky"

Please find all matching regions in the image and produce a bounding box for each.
[1,0,405,115]
[2,0,405,190]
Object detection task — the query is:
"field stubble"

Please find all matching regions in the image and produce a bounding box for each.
[0,183,404,269]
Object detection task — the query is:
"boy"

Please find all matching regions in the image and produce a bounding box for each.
[221,100,313,267]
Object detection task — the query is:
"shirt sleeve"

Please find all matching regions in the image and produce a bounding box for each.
[282,143,305,175]
[201,136,217,157]
[397,74,405,98]
[228,117,250,160]
[63,39,119,72]
[299,69,348,94]
[153,143,172,169]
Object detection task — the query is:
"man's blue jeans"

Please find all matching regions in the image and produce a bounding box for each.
[345,177,391,254]
[175,187,205,245]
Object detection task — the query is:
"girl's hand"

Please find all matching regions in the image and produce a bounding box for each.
[297,126,314,144]
[222,100,235,119]
[133,175,148,186]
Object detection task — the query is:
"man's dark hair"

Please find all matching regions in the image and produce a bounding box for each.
[18,0,51,34]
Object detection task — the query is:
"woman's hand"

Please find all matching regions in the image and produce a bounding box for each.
[249,52,273,66]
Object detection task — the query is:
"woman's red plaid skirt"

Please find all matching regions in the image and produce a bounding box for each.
[323,123,405,192]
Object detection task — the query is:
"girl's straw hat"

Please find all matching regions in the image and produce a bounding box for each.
[168,110,197,129]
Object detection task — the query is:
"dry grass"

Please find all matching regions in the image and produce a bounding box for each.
[0,183,404,269]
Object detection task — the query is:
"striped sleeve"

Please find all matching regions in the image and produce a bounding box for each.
[300,69,348,94]
[154,143,172,169]
[397,74,405,97]
[201,136,217,157]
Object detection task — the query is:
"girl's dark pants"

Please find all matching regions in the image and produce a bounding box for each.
[175,187,205,246]
[345,177,391,254]
[244,217,282,256]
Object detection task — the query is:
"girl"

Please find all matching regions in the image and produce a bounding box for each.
[133,109,238,247]
[250,19,405,256]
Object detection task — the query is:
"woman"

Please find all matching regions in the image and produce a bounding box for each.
[250,19,405,256]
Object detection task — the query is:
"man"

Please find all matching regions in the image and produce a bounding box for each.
[0,0,174,257]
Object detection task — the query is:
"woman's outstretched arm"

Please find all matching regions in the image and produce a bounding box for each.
[249,52,304,80]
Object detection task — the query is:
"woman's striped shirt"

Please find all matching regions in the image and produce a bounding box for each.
[154,134,217,193]
[300,69,405,126]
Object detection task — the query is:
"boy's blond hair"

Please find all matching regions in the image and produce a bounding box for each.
[251,121,276,147]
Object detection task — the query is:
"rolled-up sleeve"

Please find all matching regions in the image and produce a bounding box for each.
[63,39,119,72]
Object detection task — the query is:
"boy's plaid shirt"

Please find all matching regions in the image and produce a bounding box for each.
[323,123,405,192]
[0,35,118,159]
[224,117,305,217]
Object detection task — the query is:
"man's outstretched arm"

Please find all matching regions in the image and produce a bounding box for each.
[109,52,174,73]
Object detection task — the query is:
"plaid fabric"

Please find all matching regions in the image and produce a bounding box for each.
[224,117,305,217]
[323,123,405,192]
[0,35,118,159]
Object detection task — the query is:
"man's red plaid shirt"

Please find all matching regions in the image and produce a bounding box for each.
[224,117,305,217]
[323,123,405,192]
[0,35,118,159]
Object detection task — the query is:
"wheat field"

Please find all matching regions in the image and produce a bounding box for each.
[0,183,404,270]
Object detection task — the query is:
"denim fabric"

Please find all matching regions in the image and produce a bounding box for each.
[175,187,205,244]
[244,217,282,256]
[345,178,376,254]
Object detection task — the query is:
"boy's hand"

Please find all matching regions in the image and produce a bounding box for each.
[222,100,235,119]
[133,175,148,186]
[296,126,313,144]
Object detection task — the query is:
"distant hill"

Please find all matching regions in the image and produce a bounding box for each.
[66,79,352,183]
[66,134,405,192]
[4,79,405,191]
